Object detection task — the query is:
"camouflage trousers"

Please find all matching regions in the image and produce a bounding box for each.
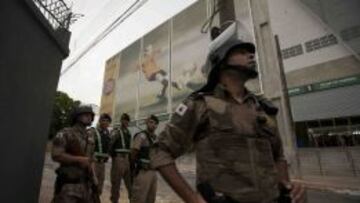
[94,161,106,194]
[130,169,157,203]
[110,154,132,203]
[52,183,95,203]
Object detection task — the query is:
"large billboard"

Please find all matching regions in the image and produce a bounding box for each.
[113,40,141,122]
[101,0,260,122]
[171,0,209,109]
[100,53,120,116]
[139,22,171,118]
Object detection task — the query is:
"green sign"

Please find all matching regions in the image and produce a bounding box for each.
[288,75,360,96]
[288,86,310,96]
[312,76,360,91]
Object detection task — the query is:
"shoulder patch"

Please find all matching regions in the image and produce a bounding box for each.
[56,127,72,139]
[175,103,188,116]
[61,127,73,135]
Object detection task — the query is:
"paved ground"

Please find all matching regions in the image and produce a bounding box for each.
[39,153,360,203]
[39,154,194,203]
[307,189,360,203]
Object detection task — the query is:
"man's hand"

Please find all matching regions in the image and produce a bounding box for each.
[276,161,305,202]
[283,182,305,203]
[158,164,207,203]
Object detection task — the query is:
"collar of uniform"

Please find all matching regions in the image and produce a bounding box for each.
[145,130,156,140]
[73,124,88,137]
[97,126,108,134]
[121,126,129,133]
[213,84,227,99]
[213,84,255,104]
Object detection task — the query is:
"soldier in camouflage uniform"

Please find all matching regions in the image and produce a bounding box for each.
[51,105,99,203]
[88,113,112,195]
[150,33,305,202]
[109,113,132,203]
[130,115,159,203]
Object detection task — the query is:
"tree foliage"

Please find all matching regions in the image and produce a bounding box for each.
[48,91,81,139]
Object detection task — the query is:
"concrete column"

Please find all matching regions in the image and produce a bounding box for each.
[218,0,235,27]
[249,0,301,177]
[216,0,300,177]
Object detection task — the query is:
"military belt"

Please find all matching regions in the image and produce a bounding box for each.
[55,167,88,185]
[212,195,239,203]
[115,148,131,153]
[95,157,108,163]
[139,158,150,164]
[94,152,108,158]
[197,182,241,203]
[94,152,109,163]
[138,158,151,170]
[113,150,129,158]
[55,176,87,195]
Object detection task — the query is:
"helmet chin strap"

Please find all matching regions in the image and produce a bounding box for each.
[195,62,258,94]
[222,64,259,80]
[75,118,91,127]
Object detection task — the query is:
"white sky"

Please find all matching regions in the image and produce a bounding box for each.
[58,0,197,105]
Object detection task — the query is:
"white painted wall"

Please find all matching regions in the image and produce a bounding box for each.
[267,0,352,72]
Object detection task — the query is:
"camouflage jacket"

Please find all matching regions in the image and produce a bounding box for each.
[151,85,285,202]
[52,124,95,180]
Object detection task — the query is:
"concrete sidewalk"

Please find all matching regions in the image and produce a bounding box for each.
[39,152,360,202]
[293,176,360,195]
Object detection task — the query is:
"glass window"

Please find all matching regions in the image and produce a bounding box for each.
[296,117,360,148]
[319,119,333,127]
[335,117,348,126]
[350,116,360,125]
[306,120,320,128]
[281,44,303,59]
[305,34,338,52]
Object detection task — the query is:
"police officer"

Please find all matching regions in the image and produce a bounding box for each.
[88,113,112,194]
[150,35,305,202]
[109,113,132,203]
[51,105,99,203]
[130,115,159,203]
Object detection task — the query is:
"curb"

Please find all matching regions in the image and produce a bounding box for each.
[292,179,360,196]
